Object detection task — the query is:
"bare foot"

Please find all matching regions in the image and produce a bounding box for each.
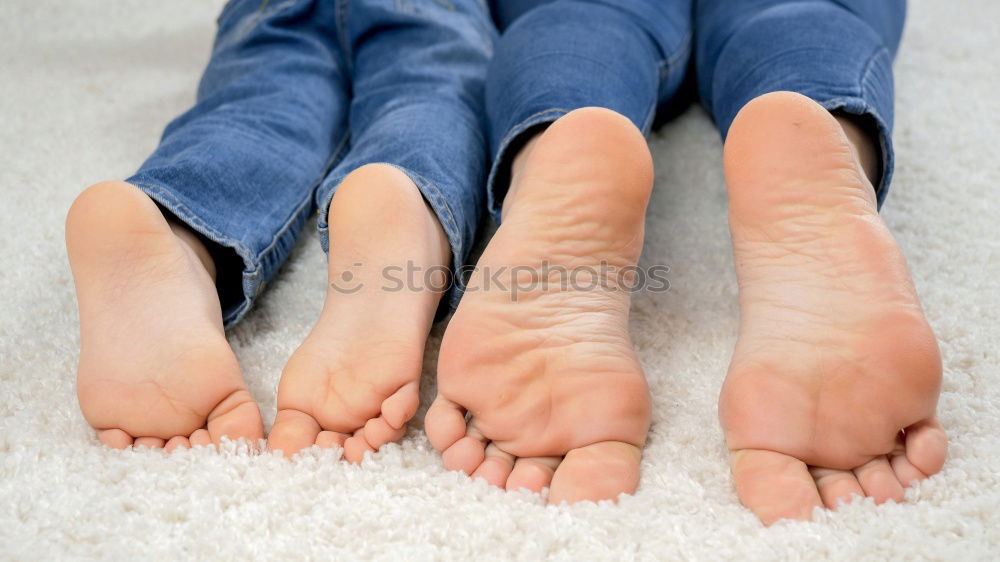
[719,92,947,525]
[67,181,264,451]
[425,108,653,504]
[268,164,449,462]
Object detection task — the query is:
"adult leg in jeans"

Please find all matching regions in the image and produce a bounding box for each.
[66,0,349,450]
[268,0,496,461]
[696,0,947,524]
[424,0,693,504]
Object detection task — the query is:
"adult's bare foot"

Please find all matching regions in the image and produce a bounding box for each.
[719,92,946,525]
[425,108,653,503]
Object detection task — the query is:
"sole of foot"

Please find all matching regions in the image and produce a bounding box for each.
[67,181,263,451]
[718,91,947,525]
[425,107,653,504]
[267,164,449,463]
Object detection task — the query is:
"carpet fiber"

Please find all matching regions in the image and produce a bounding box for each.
[2,1,998,559]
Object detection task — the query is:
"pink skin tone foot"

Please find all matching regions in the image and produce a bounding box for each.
[267,164,449,462]
[425,108,653,504]
[718,92,947,525]
[67,181,264,450]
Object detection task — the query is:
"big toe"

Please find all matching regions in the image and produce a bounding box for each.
[730,449,823,525]
[206,389,264,447]
[268,408,321,457]
[905,418,947,477]
[548,441,642,504]
[892,418,948,486]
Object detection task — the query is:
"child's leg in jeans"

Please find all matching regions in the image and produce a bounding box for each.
[695,0,946,524]
[66,0,348,450]
[423,0,692,503]
[267,0,494,461]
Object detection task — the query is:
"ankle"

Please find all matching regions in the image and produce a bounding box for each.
[167,220,218,282]
[502,131,545,221]
[833,113,881,189]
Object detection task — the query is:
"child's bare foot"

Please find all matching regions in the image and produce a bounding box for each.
[719,92,947,525]
[425,108,653,504]
[268,164,449,462]
[67,181,264,450]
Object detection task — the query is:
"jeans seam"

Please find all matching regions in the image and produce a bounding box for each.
[336,0,353,73]
[858,45,889,98]
[657,31,692,79]
[216,0,297,49]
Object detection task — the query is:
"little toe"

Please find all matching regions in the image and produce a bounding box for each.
[548,441,640,504]
[854,456,904,504]
[380,381,419,430]
[471,443,516,488]
[316,430,348,449]
[441,422,488,475]
[343,429,376,463]
[268,408,322,458]
[190,428,212,447]
[810,467,863,509]
[134,437,165,449]
[506,456,560,494]
[424,395,468,452]
[904,418,947,478]
[165,436,191,452]
[729,449,823,525]
[98,429,134,449]
[363,416,406,450]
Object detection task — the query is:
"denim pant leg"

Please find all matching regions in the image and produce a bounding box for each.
[484,0,694,223]
[126,0,350,327]
[695,0,907,206]
[314,0,496,316]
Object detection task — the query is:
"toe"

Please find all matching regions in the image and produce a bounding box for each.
[471,443,516,488]
[730,449,823,525]
[380,381,419,430]
[343,429,376,463]
[441,422,488,475]
[316,430,348,449]
[889,431,924,488]
[206,389,265,445]
[810,467,863,509]
[268,408,322,458]
[548,441,640,504]
[854,456,904,504]
[424,395,468,452]
[903,418,947,479]
[190,429,212,447]
[890,452,925,488]
[363,416,406,450]
[98,429,134,449]
[165,436,191,452]
[507,456,560,494]
[134,437,165,449]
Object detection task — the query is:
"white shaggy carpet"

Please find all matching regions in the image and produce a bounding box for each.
[2,1,999,559]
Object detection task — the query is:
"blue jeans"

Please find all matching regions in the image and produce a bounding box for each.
[485,0,905,221]
[126,0,496,327]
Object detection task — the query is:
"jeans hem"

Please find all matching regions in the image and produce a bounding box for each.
[485,108,570,224]
[125,178,266,329]
[816,96,894,210]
